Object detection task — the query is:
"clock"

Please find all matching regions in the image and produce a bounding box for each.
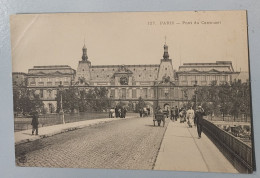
[120,76,128,85]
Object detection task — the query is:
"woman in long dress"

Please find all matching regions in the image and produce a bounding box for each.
[186,107,195,127]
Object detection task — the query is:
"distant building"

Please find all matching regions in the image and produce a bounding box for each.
[176,61,240,86]
[12,42,243,113]
[75,43,177,109]
[27,65,76,113]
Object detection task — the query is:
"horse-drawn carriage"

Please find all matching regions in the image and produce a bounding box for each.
[153,113,165,127]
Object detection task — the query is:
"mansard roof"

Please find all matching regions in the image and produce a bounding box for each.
[179,61,234,72]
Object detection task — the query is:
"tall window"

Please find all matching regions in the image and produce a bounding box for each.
[143,88,148,98]
[122,88,126,99]
[132,89,137,98]
[48,90,52,98]
[110,89,115,98]
[40,89,44,98]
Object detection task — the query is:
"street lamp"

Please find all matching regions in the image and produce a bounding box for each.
[110,94,113,108]
[194,80,198,110]
[58,81,65,124]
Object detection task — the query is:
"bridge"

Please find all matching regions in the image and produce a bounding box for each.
[154,118,254,173]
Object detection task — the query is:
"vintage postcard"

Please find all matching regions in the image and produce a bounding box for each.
[10,11,255,173]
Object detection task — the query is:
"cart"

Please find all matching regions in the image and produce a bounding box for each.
[153,113,165,127]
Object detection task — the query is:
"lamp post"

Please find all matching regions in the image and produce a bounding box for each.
[194,80,198,110]
[59,81,65,124]
[110,94,113,108]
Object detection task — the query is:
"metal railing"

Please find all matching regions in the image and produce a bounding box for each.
[201,118,253,173]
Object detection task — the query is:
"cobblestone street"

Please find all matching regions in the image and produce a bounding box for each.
[15,116,168,170]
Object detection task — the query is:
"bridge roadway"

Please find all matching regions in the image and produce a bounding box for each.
[154,119,238,173]
[15,116,238,173]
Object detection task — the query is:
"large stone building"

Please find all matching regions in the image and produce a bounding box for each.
[74,43,241,109]
[13,42,244,113]
[176,61,240,86]
[26,65,76,113]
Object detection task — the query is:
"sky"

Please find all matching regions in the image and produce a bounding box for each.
[10,11,249,73]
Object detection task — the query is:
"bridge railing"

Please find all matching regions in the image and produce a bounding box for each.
[201,118,253,173]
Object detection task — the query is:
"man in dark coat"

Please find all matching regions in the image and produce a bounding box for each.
[174,106,179,121]
[194,106,205,139]
[115,106,119,118]
[122,107,127,118]
[31,110,39,135]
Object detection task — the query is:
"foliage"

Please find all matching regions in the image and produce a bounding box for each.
[135,97,146,112]
[193,80,251,120]
[56,86,110,113]
[13,88,44,115]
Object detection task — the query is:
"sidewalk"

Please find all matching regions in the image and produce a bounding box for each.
[14,117,131,145]
[154,119,238,173]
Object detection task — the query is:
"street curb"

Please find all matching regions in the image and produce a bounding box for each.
[15,116,136,146]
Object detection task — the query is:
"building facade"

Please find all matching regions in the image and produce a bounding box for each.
[26,65,76,113]
[13,43,244,113]
[176,61,240,86]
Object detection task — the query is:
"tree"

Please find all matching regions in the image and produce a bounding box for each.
[13,87,44,115]
[135,97,146,112]
[56,87,80,113]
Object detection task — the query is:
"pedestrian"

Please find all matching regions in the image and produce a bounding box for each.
[31,109,39,135]
[139,108,143,117]
[186,107,195,127]
[179,109,185,123]
[109,108,114,118]
[170,107,174,121]
[118,108,122,118]
[174,106,179,121]
[115,106,119,118]
[194,106,205,139]
[183,108,187,122]
[122,107,127,118]
[143,107,148,117]
[166,108,169,118]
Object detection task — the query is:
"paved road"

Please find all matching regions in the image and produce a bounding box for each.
[16,116,168,169]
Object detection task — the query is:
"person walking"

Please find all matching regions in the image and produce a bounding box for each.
[122,107,127,118]
[115,106,119,118]
[194,106,205,139]
[170,107,175,121]
[186,107,195,127]
[31,109,39,135]
[174,106,179,121]
[139,108,143,117]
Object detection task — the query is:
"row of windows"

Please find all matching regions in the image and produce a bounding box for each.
[30,81,70,86]
[29,77,70,83]
[94,74,156,78]
[91,68,159,72]
[179,75,228,81]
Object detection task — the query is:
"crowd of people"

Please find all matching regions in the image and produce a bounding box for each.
[154,105,206,139]
[108,106,127,118]
[139,107,151,117]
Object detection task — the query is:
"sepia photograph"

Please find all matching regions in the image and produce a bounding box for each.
[10,11,254,173]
